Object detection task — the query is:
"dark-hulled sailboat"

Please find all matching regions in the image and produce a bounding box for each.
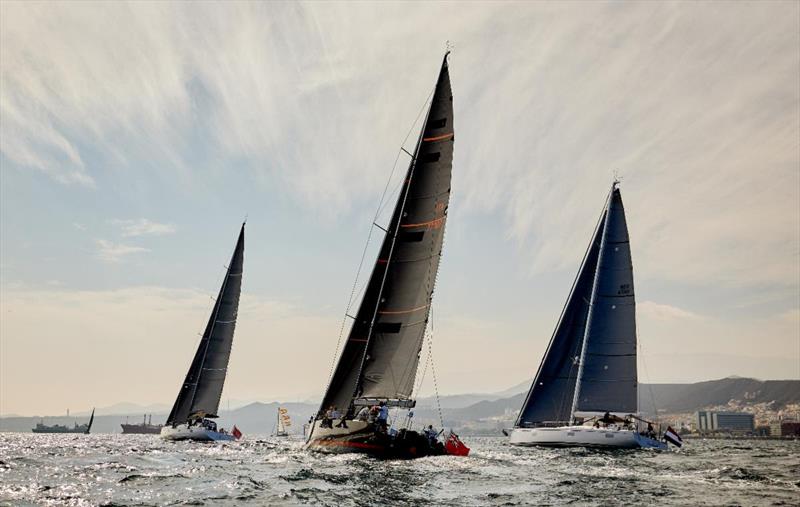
[508,182,667,449]
[305,53,466,458]
[161,224,244,442]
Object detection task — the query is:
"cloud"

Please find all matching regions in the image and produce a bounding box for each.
[72,222,87,231]
[638,301,702,321]
[1,2,796,291]
[110,218,176,237]
[95,239,149,263]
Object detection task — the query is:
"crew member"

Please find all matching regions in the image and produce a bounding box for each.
[376,401,389,433]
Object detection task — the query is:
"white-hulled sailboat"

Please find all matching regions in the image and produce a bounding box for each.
[508,183,667,450]
[161,223,244,442]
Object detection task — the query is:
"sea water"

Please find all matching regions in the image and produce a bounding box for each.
[0,434,797,506]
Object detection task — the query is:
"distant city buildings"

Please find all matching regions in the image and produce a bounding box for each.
[695,411,755,433]
[769,421,800,437]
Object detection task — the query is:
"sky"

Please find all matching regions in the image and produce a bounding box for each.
[1,1,798,417]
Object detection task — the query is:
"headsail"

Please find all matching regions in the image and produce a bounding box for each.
[572,185,637,416]
[515,211,605,427]
[320,54,454,414]
[166,224,245,425]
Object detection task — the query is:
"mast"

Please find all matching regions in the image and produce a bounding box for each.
[318,53,454,416]
[166,223,245,425]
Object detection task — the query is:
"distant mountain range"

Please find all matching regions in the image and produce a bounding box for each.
[2,377,797,435]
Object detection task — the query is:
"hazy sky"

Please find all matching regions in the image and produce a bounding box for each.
[1,1,798,416]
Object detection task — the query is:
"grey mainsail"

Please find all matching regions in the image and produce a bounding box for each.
[166,224,244,425]
[515,183,637,427]
[320,54,454,414]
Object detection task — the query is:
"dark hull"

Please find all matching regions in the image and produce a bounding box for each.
[307,428,446,460]
[121,424,163,434]
[32,427,87,434]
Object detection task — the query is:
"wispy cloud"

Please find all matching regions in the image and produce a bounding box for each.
[110,219,176,237]
[638,301,702,322]
[1,2,796,290]
[95,239,149,263]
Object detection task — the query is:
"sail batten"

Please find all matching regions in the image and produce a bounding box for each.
[166,224,244,426]
[319,55,454,415]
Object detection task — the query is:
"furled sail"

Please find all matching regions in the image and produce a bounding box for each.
[166,224,245,425]
[515,212,605,426]
[572,186,637,416]
[320,54,454,414]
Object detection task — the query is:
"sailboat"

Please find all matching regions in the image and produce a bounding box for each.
[508,182,667,449]
[305,52,465,459]
[161,223,244,442]
[274,407,291,437]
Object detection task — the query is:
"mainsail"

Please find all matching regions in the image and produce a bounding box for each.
[320,54,454,414]
[166,224,245,425]
[572,185,637,416]
[515,183,637,427]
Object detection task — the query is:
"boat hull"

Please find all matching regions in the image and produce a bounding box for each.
[160,424,235,442]
[121,424,162,434]
[305,420,446,459]
[32,427,88,434]
[509,426,667,450]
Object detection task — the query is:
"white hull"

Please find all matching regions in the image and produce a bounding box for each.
[160,424,235,442]
[509,426,667,450]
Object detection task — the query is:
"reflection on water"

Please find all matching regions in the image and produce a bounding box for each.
[0,434,797,506]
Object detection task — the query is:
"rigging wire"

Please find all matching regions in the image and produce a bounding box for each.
[324,87,437,389]
[427,308,445,429]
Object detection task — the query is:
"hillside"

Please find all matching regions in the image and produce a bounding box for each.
[2,377,797,434]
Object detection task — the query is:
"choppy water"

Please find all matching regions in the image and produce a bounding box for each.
[0,434,797,506]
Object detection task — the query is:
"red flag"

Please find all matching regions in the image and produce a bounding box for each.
[444,432,470,456]
[232,425,242,440]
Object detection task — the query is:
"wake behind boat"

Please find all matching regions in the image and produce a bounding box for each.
[305,52,468,459]
[161,224,245,442]
[508,183,670,450]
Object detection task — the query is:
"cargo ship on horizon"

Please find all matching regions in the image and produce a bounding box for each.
[121,414,163,434]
